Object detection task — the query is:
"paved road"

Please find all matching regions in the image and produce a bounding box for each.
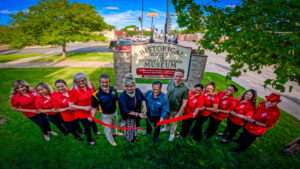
[1,41,299,120]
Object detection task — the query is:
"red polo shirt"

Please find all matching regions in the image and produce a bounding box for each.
[52,90,76,122]
[199,93,219,116]
[212,91,236,121]
[229,101,255,125]
[11,91,38,118]
[183,90,204,117]
[245,101,280,136]
[69,83,95,119]
[35,94,57,115]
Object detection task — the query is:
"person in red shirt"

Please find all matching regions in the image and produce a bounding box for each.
[219,89,257,143]
[69,72,98,146]
[10,80,52,141]
[231,93,281,152]
[52,79,84,141]
[35,82,68,136]
[177,83,204,138]
[192,81,219,142]
[204,84,238,139]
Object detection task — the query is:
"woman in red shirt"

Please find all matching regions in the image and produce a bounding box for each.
[10,80,52,141]
[69,72,98,146]
[192,81,219,142]
[219,89,257,143]
[52,79,84,141]
[204,84,238,139]
[35,82,68,136]
[178,83,204,138]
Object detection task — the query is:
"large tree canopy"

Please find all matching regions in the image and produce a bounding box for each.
[172,0,300,92]
[9,0,112,58]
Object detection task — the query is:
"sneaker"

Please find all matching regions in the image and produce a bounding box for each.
[89,141,96,146]
[153,137,158,142]
[76,137,84,142]
[95,132,101,136]
[160,127,169,132]
[221,139,230,143]
[168,134,175,141]
[109,141,117,146]
[44,135,50,141]
[176,134,184,139]
[49,131,58,136]
[114,132,123,136]
[217,133,226,137]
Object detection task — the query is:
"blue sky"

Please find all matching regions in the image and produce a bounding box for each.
[0,0,241,31]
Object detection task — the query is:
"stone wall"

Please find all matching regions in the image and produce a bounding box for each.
[185,54,208,88]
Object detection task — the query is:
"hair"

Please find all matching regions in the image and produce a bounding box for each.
[55,79,67,86]
[205,81,216,92]
[240,89,257,107]
[123,73,135,87]
[72,72,92,90]
[175,68,185,74]
[227,84,238,92]
[99,74,110,81]
[194,83,203,89]
[36,82,53,95]
[152,80,162,87]
[11,80,32,96]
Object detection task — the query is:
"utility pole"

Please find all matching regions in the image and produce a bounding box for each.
[164,0,170,43]
[141,0,144,42]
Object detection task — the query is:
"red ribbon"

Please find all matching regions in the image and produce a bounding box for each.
[91,117,145,131]
[155,114,194,128]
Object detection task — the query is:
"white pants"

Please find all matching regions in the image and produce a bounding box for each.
[169,111,178,136]
[100,111,118,143]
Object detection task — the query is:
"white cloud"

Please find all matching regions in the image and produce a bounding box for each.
[103,7,119,10]
[0,9,28,14]
[102,10,139,29]
[150,8,166,18]
[226,5,236,8]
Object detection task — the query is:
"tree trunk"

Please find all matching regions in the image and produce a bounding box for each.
[62,43,67,59]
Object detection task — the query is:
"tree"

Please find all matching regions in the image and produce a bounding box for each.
[9,0,112,58]
[172,0,300,92]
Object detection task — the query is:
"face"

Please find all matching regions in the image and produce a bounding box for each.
[17,84,27,94]
[76,77,87,88]
[266,100,278,108]
[244,91,253,101]
[36,86,49,96]
[100,78,110,90]
[174,71,184,84]
[124,83,135,93]
[194,87,202,95]
[152,84,162,97]
[225,86,235,96]
[55,82,67,94]
[205,85,215,94]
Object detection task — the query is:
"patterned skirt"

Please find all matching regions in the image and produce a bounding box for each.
[124,118,138,142]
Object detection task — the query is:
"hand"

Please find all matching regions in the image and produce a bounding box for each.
[139,113,146,118]
[142,107,147,115]
[245,117,254,123]
[159,117,164,122]
[87,117,93,122]
[51,108,58,113]
[84,106,92,112]
[229,111,235,115]
[32,109,40,114]
[69,106,77,110]
[175,113,180,118]
[214,109,219,113]
[193,112,198,118]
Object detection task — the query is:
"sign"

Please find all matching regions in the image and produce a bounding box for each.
[147,13,158,17]
[131,43,192,79]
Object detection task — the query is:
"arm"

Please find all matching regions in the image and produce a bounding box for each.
[175,99,188,117]
[37,108,57,113]
[11,106,39,114]
[193,107,204,117]
[69,102,91,111]
[206,103,218,112]
[142,100,147,115]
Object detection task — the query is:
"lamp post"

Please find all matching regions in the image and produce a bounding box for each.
[164,0,170,43]
[147,13,158,43]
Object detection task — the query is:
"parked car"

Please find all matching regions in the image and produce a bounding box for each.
[109,40,135,51]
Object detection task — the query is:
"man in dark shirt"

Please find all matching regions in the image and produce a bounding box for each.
[89,74,123,146]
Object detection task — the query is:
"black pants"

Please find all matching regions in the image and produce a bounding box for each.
[205,117,222,138]
[237,129,259,151]
[64,121,80,139]
[223,119,242,140]
[180,118,196,137]
[192,115,209,141]
[146,116,161,138]
[79,118,93,142]
[47,114,68,135]
[90,121,98,133]
[73,119,83,133]
[29,114,51,135]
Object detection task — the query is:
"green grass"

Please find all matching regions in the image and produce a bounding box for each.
[31,52,113,63]
[0,53,44,63]
[0,68,299,169]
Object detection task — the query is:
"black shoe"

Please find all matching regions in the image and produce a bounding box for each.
[217,133,226,137]
[230,148,243,152]
[231,138,240,143]
[189,130,195,135]
[76,137,84,142]
[204,135,211,140]
[153,137,158,142]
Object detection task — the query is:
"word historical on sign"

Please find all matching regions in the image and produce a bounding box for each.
[131,43,192,79]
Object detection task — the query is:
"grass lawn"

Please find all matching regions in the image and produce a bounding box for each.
[30,52,113,63]
[0,53,44,63]
[0,68,299,169]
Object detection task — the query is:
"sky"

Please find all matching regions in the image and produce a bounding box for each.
[0,0,241,31]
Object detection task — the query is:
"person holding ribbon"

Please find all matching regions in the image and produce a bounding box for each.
[90,74,123,146]
[231,93,281,152]
[35,82,68,136]
[52,79,84,142]
[143,80,169,142]
[119,73,147,142]
[10,80,52,141]
[161,68,189,141]
[218,89,257,143]
[192,81,219,142]
[204,85,238,139]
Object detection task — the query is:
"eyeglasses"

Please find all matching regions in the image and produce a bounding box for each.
[76,79,86,83]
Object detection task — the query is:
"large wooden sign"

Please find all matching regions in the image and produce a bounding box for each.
[131,43,192,79]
